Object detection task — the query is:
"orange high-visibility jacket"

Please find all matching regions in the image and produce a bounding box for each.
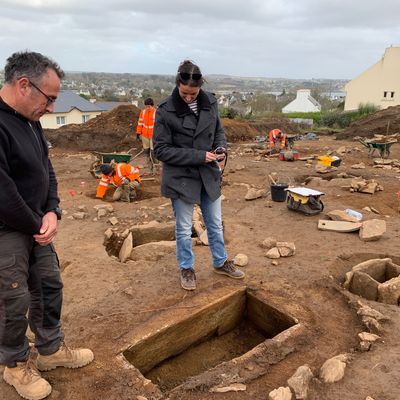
[96,163,141,198]
[268,129,286,149]
[136,107,156,139]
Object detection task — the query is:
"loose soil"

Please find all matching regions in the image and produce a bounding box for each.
[337,104,400,139]
[1,112,400,400]
[44,105,300,151]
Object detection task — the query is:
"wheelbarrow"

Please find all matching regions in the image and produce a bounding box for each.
[286,134,298,149]
[89,151,133,178]
[358,138,397,158]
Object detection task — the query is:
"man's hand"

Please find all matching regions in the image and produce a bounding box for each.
[33,212,58,246]
[122,178,130,184]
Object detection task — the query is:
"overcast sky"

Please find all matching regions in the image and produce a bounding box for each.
[1,0,399,80]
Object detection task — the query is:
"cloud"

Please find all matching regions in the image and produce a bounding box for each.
[0,0,399,79]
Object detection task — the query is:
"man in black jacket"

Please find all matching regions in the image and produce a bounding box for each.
[154,60,245,291]
[0,51,93,400]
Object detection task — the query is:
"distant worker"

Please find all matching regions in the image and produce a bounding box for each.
[136,98,156,161]
[268,128,287,150]
[96,163,141,202]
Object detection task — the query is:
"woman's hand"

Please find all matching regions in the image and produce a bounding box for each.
[205,151,219,162]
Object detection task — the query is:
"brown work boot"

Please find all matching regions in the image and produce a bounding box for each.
[180,268,196,291]
[214,260,245,279]
[3,358,52,400]
[36,342,94,371]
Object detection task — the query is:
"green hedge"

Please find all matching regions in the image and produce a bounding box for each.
[284,103,379,128]
[219,103,379,128]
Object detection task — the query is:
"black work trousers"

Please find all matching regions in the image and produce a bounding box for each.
[0,224,64,367]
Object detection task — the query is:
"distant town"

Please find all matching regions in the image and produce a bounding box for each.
[62,72,347,111]
[0,69,347,113]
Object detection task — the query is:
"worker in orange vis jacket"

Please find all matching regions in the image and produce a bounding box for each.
[136,98,156,160]
[96,163,141,202]
[268,128,287,150]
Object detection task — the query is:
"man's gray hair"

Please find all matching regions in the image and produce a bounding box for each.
[4,50,65,84]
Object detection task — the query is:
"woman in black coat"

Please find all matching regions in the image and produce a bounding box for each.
[153,60,245,291]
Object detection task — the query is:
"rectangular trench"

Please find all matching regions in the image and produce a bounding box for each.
[123,288,297,391]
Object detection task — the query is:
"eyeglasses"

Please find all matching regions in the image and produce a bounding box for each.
[179,72,202,81]
[29,80,56,106]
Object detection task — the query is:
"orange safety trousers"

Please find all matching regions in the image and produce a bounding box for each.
[96,163,140,198]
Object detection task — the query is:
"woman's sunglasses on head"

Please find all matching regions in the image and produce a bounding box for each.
[179,72,202,81]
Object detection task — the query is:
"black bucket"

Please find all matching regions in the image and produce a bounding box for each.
[271,183,288,202]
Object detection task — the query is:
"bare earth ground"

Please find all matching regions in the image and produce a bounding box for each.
[1,136,400,400]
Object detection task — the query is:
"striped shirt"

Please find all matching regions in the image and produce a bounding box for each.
[188,100,198,115]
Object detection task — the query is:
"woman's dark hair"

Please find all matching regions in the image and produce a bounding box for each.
[144,98,154,106]
[175,60,204,87]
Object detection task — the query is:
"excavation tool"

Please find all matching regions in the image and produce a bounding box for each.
[286,187,324,216]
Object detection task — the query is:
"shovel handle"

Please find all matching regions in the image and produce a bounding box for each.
[268,174,277,185]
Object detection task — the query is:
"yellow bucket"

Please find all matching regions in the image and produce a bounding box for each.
[317,156,341,167]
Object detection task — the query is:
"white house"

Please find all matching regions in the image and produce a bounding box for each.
[40,90,104,129]
[344,46,400,111]
[282,89,321,113]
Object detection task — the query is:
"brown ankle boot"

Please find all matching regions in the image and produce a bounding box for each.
[3,358,52,400]
[36,342,94,371]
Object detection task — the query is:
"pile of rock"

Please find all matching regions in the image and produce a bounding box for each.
[268,354,351,399]
[320,209,386,242]
[373,158,400,172]
[350,178,383,194]
[261,237,296,260]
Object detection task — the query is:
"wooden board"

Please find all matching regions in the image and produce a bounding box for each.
[318,220,362,232]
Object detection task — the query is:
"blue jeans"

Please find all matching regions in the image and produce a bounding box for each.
[172,188,227,270]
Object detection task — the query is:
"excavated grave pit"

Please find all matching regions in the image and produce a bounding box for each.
[343,257,400,305]
[123,288,298,392]
[90,178,161,201]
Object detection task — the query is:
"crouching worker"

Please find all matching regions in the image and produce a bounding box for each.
[268,128,287,151]
[96,163,141,202]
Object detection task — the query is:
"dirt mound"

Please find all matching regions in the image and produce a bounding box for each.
[221,117,298,142]
[45,104,140,152]
[45,106,299,151]
[337,105,400,140]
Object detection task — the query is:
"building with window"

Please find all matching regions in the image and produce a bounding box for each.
[40,90,104,129]
[344,46,400,111]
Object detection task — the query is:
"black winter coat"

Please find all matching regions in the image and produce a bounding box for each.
[153,88,227,204]
[0,97,59,234]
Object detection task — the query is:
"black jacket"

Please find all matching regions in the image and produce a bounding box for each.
[0,97,59,235]
[153,88,226,204]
